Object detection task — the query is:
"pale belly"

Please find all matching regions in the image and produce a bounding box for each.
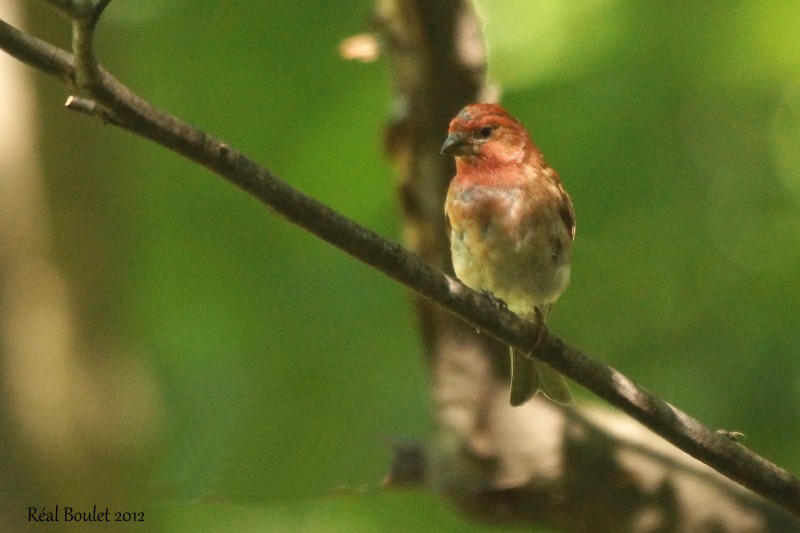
[448,191,570,317]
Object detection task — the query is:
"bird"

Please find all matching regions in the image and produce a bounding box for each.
[441,103,575,406]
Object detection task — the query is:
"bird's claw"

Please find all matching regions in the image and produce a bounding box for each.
[481,291,508,310]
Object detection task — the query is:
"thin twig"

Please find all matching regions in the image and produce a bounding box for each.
[0,19,75,85]
[64,94,95,114]
[64,94,118,124]
[0,11,799,519]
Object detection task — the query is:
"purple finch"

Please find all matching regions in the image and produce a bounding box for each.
[442,104,574,406]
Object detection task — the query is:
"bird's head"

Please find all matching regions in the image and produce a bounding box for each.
[440,104,540,169]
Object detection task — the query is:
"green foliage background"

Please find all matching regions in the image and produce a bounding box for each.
[19,1,800,531]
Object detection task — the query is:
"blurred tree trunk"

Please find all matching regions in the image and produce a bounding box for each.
[0,3,160,529]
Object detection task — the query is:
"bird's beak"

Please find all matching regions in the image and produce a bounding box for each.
[440,132,473,156]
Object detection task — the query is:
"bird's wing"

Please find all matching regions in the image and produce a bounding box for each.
[558,184,576,241]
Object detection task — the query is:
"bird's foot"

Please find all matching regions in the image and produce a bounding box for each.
[481,291,508,310]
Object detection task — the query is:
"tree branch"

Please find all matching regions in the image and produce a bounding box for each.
[1,6,799,522]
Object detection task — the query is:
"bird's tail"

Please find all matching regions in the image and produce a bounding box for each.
[509,348,572,406]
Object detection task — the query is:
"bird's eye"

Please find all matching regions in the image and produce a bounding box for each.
[478,126,493,139]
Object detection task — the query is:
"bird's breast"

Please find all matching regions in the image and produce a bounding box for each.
[445,185,571,314]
